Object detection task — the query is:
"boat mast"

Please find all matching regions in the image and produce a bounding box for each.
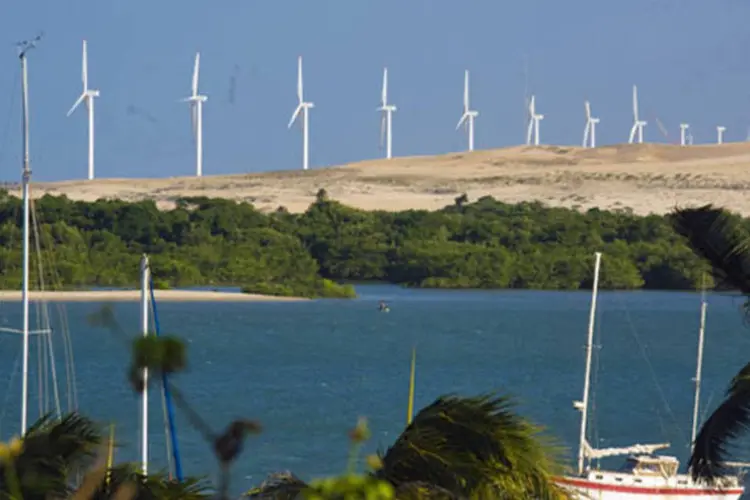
[140,254,150,475]
[576,251,602,475]
[18,35,40,436]
[690,290,708,452]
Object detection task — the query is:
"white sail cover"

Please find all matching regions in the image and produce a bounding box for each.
[583,439,671,459]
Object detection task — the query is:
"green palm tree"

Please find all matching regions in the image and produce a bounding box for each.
[246,394,571,499]
[671,204,750,481]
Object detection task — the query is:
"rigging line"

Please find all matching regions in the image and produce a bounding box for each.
[148,292,175,479]
[30,196,77,411]
[148,273,184,481]
[617,294,687,445]
[590,294,603,468]
[30,199,61,418]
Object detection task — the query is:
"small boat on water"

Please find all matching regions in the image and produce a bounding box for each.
[556,252,745,500]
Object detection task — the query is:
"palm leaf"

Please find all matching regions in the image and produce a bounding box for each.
[670,205,750,295]
[375,394,571,499]
[670,205,750,481]
[0,412,102,498]
[243,471,308,499]
[689,362,750,481]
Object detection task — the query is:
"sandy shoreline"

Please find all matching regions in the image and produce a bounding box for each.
[13,143,750,216]
[0,290,306,302]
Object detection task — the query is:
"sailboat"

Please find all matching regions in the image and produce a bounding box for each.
[555,252,744,499]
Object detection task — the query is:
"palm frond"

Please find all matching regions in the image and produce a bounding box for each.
[670,205,750,294]
[1,412,102,498]
[375,394,571,499]
[689,362,750,482]
[243,471,308,499]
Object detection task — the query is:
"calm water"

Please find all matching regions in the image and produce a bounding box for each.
[0,285,749,494]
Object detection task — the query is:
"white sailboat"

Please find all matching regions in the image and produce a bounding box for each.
[556,252,745,499]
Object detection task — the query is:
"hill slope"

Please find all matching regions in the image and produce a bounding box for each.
[17,143,750,215]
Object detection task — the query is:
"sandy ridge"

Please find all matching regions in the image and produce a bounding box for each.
[0,290,306,302]
[13,143,750,216]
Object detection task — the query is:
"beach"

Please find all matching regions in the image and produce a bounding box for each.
[13,142,750,216]
[0,290,307,302]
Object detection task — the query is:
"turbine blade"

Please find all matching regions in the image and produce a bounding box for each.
[464,70,470,110]
[379,112,386,148]
[529,95,535,116]
[67,93,86,117]
[585,100,591,120]
[526,119,534,145]
[632,85,639,121]
[382,67,388,107]
[191,102,197,138]
[456,113,467,131]
[192,52,200,97]
[297,56,304,102]
[583,123,590,147]
[82,40,88,91]
[288,104,302,129]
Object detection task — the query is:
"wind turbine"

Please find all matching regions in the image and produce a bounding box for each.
[455,70,478,151]
[288,56,314,170]
[66,40,99,181]
[378,67,396,159]
[526,95,543,146]
[717,126,726,145]
[582,100,600,148]
[180,52,207,177]
[628,85,647,144]
[679,123,690,146]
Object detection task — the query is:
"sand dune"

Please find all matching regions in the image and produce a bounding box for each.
[0,290,305,302]
[16,143,750,216]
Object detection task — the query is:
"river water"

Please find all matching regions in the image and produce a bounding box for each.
[0,284,748,495]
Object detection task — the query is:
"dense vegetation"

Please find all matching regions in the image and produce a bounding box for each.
[0,189,724,294]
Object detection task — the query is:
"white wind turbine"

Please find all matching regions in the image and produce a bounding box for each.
[66,40,99,181]
[526,95,543,146]
[717,126,726,144]
[679,123,690,146]
[288,56,314,170]
[455,70,478,151]
[582,100,600,148]
[628,85,647,144]
[180,52,207,177]
[378,67,396,159]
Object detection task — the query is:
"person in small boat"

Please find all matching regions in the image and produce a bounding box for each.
[378,300,389,312]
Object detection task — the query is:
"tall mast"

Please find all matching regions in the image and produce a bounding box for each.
[690,290,708,452]
[576,252,602,475]
[18,35,40,436]
[140,254,150,475]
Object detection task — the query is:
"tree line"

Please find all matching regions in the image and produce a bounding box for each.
[0,189,726,295]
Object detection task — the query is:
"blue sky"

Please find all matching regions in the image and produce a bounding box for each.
[0,0,748,181]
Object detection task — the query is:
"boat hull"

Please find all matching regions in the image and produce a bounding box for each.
[556,475,744,500]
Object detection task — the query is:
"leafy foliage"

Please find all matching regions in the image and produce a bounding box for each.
[0,192,723,293]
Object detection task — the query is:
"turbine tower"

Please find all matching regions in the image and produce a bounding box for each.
[66,40,99,181]
[288,56,314,170]
[582,100,600,148]
[180,52,207,177]
[628,85,647,144]
[378,67,396,159]
[679,123,690,146]
[526,95,543,146]
[455,70,478,151]
[717,126,726,145]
